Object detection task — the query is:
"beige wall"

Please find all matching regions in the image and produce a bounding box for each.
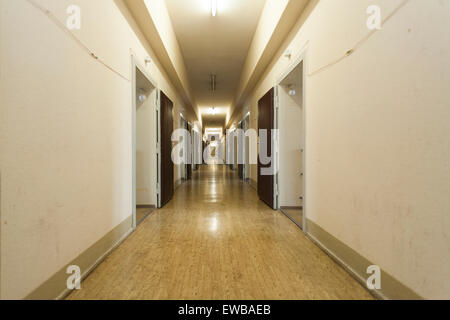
[245,0,450,299]
[0,0,187,299]
[136,84,157,206]
[278,84,303,208]
[235,0,289,104]
[143,0,196,114]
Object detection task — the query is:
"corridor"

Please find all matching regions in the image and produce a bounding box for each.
[2,0,450,301]
[67,165,372,300]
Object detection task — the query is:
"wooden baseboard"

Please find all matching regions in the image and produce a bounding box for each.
[280,206,303,210]
[136,205,156,209]
[25,215,133,300]
[247,179,257,190]
[306,219,423,300]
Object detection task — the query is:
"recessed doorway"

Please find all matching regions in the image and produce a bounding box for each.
[277,60,305,229]
[132,59,158,229]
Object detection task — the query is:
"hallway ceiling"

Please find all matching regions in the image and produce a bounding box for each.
[165,0,266,128]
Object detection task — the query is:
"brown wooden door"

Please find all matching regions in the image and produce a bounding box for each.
[238,122,244,179]
[186,123,192,180]
[202,140,206,164]
[258,88,275,209]
[160,91,174,207]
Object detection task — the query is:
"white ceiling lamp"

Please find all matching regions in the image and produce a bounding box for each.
[209,107,218,115]
[211,0,217,17]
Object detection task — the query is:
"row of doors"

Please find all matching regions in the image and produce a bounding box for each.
[158,87,284,212]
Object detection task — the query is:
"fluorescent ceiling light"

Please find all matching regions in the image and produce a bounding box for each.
[206,128,222,132]
[211,0,217,17]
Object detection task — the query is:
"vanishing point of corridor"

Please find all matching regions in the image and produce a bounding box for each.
[68,165,372,300]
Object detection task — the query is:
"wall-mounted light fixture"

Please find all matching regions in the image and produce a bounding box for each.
[287,84,296,96]
[211,0,217,17]
[138,89,147,102]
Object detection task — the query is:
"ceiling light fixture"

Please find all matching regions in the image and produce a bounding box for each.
[210,74,216,92]
[209,107,217,115]
[211,0,217,17]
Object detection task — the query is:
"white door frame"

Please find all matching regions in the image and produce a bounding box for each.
[237,114,248,180]
[156,89,161,209]
[179,115,189,180]
[131,55,159,230]
[276,49,308,232]
[242,113,250,180]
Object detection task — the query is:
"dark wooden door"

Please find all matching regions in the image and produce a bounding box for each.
[258,88,275,209]
[160,91,174,207]
[202,140,206,164]
[186,122,192,180]
[238,122,244,179]
[238,164,244,179]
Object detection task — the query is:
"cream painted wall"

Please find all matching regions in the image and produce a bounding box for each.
[0,0,187,299]
[143,0,195,110]
[136,86,157,206]
[278,86,303,207]
[245,0,450,299]
[234,0,289,108]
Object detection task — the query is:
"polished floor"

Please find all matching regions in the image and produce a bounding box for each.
[67,165,373,300]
